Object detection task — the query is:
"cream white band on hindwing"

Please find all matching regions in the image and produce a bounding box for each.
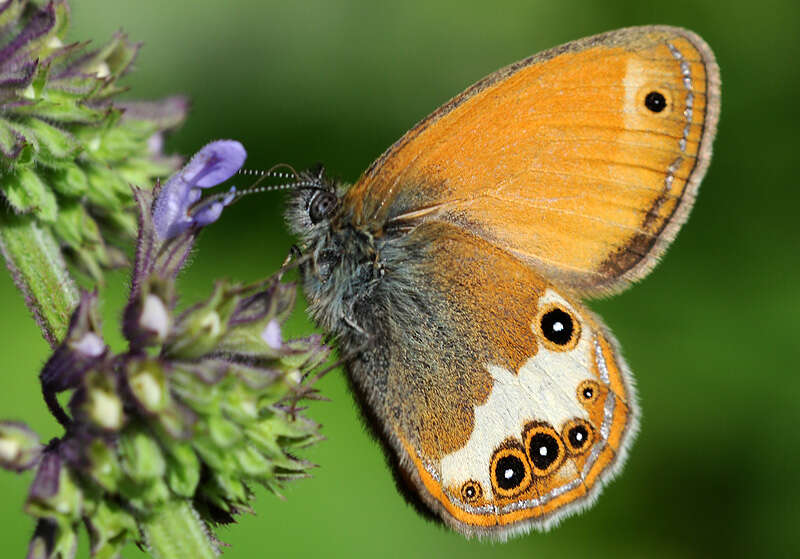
[429,289,620,514]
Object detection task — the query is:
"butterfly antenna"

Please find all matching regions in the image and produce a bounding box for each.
[194,164,328,208]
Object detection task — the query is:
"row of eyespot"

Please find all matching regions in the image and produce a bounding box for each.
[459,418,596,504]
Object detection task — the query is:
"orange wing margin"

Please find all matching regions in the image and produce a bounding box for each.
[343,26,720,295]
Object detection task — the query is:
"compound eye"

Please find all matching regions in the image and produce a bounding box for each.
[523,423,565,476]
[309,191,338,224]
[490,444,532,498]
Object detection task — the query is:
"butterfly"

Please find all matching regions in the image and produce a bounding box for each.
[284,25,720,538]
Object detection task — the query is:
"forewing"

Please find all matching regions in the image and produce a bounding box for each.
[344,26,720,295]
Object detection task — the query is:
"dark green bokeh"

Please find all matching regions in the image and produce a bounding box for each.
[2,1,798,557]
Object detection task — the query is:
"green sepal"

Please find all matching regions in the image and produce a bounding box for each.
[0,0,24,27]
[119,429,166,483]
[0,166,58,222]
[25,468,84,522]
[25,117,81,167]
[215,283,296,359]
[127,360,172,413]
[86,438,122,493]
[84,163,129,209]
[86,500,138,559]
[165,282,239,359]
[50,164,89,196]
[52,201,99,247]
[191,436,238,473]
[207,415,243,449]
[49,518,79,559]
[161,441,201,498]
[0,118,22,155]
[233,444,273,477]
[12,90,108,124]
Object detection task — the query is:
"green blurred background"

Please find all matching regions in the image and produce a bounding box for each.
[2,0,799,557]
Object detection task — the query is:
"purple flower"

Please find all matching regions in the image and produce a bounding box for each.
[152,140,246,239]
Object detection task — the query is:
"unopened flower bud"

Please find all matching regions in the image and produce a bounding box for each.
[166,308,226,359]
[127,360,169,413]
[123,278,175,349]
[74,371,126,432]
[27,451,82,520]
[71,332,105,358]
[0,422,41,472]
[86,388,125,431]
[261,319,283,349]
[140,294,170,342]
[40,292,106,396]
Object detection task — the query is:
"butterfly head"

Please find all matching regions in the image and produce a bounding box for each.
[284,167,381,336]
[284,165,343,243]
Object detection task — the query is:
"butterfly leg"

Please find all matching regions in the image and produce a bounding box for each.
[342,312,369,338]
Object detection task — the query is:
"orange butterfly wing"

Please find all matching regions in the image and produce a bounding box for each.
[343,26,720,295]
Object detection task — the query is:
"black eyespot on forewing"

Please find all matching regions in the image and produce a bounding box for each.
[644,91,667,113]
[522,423,565,477]
[489,443,532,498]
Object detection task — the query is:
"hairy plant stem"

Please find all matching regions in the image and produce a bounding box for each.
[0,210,79,346]
[142,500,218,559]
